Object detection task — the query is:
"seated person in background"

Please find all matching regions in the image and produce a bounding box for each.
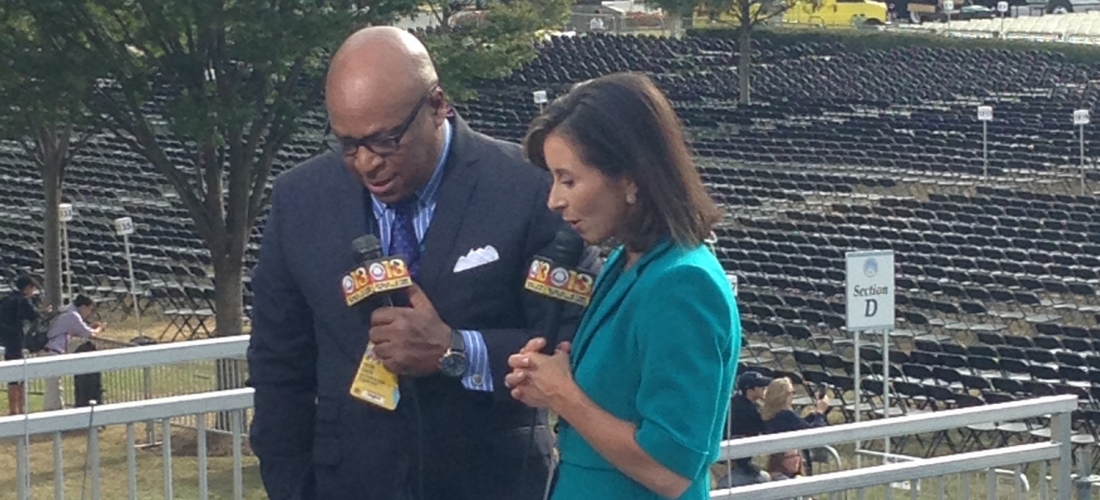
[762,377,829,475]
[42,295,103,411]
[715,370,772,488]
[766,450,805,481]
[761,377,828,434]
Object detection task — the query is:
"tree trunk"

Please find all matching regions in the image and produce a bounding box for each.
[212,255,245,430]
[36,124,71,310]
[738,29,752,104]
[42,168,63,309]
[212,255,244,340]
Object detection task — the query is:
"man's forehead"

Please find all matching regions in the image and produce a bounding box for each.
[327,84,420,137]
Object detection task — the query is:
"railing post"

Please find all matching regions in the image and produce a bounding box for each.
[54,432,64,500]
[17,436,29,500]
[126,423,138,500]
[1053,410,1073,500]
[163,419,174,500]
[90,422,101,500]
[144,366,154,443]
[1076,447,1092,500]
[232,409,244,500]
[198,413,208,500]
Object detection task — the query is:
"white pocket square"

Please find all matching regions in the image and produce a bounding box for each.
[453,245,500,273]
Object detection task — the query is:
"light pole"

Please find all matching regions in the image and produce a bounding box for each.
[944,0,954,34]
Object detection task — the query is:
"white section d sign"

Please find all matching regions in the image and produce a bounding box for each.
[846,250,895,330]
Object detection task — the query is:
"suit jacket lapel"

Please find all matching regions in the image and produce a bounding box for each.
[328,153,375,270]
[329,154,375,361]
[420,114,481,293]
[570,241,675,363]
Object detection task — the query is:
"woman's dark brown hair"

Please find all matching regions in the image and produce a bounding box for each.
[523,72,721,253]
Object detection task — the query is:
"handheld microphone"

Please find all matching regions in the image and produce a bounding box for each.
[343,234,413,412]
[518,229,590,500]
[343,235,413,308]
[525,229,589,354]
[346,234,424,498]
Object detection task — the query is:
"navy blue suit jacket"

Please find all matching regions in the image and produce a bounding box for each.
[247,115,572,500]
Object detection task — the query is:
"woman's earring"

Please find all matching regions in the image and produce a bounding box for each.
[626,193,636,205]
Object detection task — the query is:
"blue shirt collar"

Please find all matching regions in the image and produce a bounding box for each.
[372,119,453,212]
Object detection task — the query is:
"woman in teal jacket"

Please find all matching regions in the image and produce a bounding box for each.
[505,72,741,500]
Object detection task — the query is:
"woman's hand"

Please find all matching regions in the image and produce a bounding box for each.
[505,339,577,411]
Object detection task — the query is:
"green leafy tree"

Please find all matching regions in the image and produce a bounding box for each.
[420,0,571,101]
[20,0,566,356]
[21,0,421,345]
[24,0,571,334]
[699,0,795,103]
[0,5,94,309]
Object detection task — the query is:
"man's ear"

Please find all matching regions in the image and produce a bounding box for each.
[430,87,449,125]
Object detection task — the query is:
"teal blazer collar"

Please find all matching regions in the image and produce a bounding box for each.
[571,239,675,364]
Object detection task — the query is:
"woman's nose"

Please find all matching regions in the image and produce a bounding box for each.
[547,185,566,212]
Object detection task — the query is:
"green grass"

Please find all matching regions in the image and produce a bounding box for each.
[0,428,264,500]
[1,320,264,499]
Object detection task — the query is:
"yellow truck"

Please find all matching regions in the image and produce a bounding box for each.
[695,0,890,28]
[786,0,890,25]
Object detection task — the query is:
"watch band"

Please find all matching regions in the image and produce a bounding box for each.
[450,329,466,353]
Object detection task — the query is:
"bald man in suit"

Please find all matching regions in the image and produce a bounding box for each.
[247,27,577,500]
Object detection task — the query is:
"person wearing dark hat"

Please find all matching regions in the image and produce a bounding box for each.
[717,370,772,488]
[0,275,45,415]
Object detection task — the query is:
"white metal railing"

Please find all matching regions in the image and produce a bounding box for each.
[1,339,1083,500]
[3,388,254,500]
[1,387,1083,500]
[711,394,1079,500]
[0,335,248,383]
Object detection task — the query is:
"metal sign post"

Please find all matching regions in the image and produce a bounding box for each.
[944,0,954,32]
[1075,109,1090,195]
[978,105,993,182]
[997,1,1008,37]
[532,90,548,114]
[114,216,142,336]
[59,203,74,304]
[846,250,896,460]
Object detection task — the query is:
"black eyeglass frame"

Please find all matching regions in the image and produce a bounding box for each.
[333,85,439,158]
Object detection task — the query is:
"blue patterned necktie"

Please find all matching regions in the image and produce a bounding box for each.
[390,198,421,281]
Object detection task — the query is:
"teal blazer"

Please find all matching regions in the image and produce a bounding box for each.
[553,240,741,500]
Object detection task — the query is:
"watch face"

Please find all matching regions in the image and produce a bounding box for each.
[441,351,468,378]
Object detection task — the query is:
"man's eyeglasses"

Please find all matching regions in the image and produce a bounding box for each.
[332,87,436,158]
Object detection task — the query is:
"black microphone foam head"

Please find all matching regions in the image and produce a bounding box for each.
[352,235,383,263]
[547,228,585,267]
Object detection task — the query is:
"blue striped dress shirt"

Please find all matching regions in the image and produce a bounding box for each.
[369,120,493,392]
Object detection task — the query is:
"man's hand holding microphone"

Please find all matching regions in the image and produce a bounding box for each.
[370,282,452,377]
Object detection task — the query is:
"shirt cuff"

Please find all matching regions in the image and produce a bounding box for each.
[458,330,493,393]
